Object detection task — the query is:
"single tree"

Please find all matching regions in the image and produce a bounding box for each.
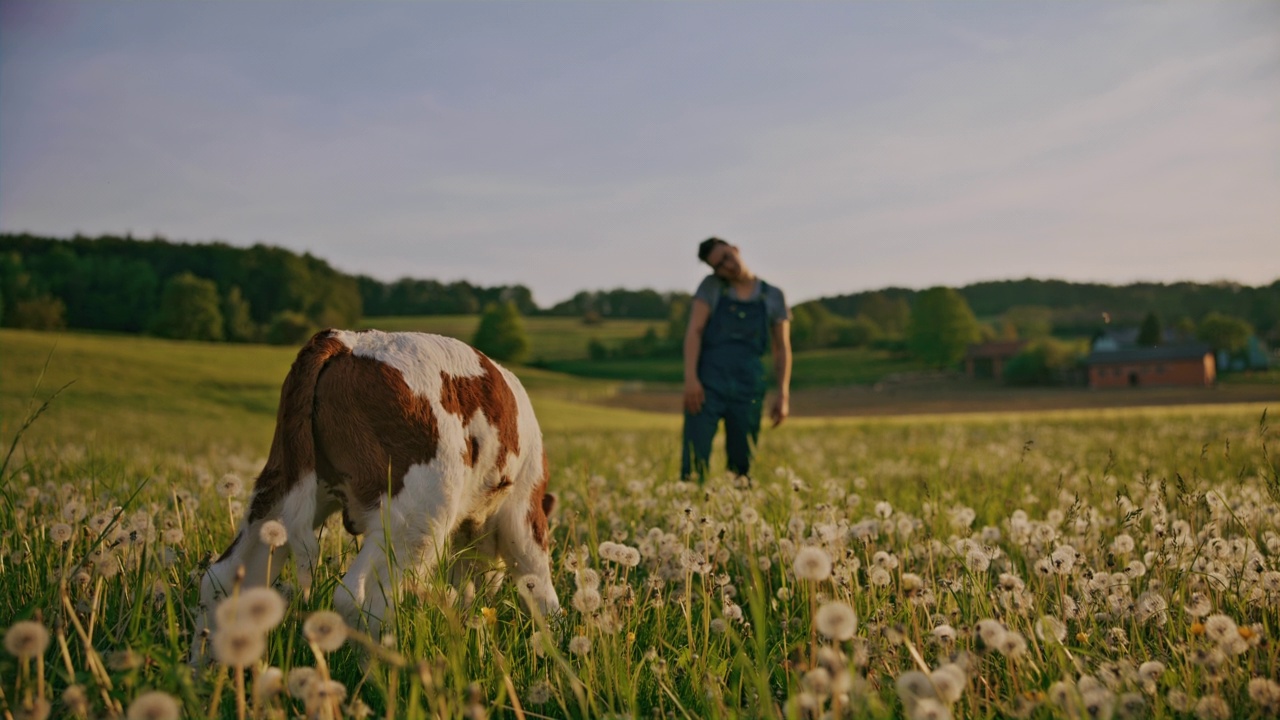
[1197,312,1253,353]
[1137,312,1162,346]
[151,272,224,341]
[473,300,530,363]
[907,286,981,367]
[222,286,258,342]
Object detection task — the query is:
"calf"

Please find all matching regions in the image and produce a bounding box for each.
[195,330,559,659]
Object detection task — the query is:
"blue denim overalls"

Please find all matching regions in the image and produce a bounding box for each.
[681,280,771,481]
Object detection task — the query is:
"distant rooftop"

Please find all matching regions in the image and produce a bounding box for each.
[1085,344,1212,364]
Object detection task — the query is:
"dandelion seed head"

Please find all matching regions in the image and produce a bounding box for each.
[1082,688,1115,720]
[258,520,288,548]
[931,624,957,644]
[802,667,831,696]
[1194,694,1230,720]
[212,623,265,666]
[49,523,73,544]
[4,620,50,660]
[572,587,602,614]
[1137,661,1164,685]
[996,630,1028,658]
[303,611,348,652]
[237,587,287,632]
[794,546,833,582]
[216,474,243,498]
[975,618,1006,649]
[575,567,600,590]
[568,635,591,656]
[814,602,858,641]
[255,667,284,701]
[287,667,318,699]
[1203,614,1237,644]
[930,664,966,704]
[125,691,181,720]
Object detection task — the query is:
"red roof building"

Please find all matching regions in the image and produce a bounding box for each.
[1084,345,1215,388]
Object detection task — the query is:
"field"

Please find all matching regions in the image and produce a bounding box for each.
[360,315,666,364]
[2,328,1279,719]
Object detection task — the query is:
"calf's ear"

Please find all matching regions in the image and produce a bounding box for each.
[541,492,558,517]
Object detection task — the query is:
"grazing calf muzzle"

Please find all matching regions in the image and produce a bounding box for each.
[193,330,559,664]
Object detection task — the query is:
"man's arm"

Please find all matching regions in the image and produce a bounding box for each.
[683,299,712,414]
[770,319,792,427]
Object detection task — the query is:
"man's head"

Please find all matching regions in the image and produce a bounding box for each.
[698,237,742,281]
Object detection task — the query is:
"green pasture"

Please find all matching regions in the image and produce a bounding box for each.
[360,315,666,363]
[2,328,1279,719]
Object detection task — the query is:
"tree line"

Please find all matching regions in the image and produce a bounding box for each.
[3,233,1275,361]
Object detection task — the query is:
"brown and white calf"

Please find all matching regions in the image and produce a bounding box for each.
[195,329,559,659]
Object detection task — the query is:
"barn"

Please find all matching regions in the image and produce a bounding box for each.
[964,340,1027,380]
[1084,344,1215,388]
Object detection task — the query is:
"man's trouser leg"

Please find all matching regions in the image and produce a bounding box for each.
[681,392,724,481]
[722,394,763,477]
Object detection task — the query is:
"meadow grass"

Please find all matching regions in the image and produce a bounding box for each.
[1,329,1279,719]
[359,315,665,363]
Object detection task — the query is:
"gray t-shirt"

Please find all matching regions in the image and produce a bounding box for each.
[694,276,791,324]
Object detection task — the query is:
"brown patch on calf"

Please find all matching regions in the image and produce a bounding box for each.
[312,354,441,514]
[248,332,351,523]
[465,437,481,468]
[525,451,554,549]
[439,349,520,471]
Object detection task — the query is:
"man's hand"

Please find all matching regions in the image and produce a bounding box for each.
[769,394,790,428]
[684,379,705,415]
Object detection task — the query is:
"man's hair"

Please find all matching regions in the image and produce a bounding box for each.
[698,237,728,263]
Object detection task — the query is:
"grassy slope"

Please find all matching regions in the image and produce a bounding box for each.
[0,330,674,459]
[361,315,665,362]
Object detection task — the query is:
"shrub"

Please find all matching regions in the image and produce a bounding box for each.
[1003,338,1081,386]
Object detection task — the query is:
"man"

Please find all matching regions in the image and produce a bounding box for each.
[682,237,792,482]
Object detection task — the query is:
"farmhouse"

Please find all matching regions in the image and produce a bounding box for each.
[964,340,1027,380]
[1084,344,1215,388]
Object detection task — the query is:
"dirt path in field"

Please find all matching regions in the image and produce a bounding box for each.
[599,379,1279,417]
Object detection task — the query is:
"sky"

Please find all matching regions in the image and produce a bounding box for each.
[1,1,1277,308]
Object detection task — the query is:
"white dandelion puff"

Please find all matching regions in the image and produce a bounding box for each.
[793,546,833,582]
[212,623,265,666]
[568,635,591,656]
[303,611,348,652]
[216,475,243,498]
[287,667,319,699]
[49,523,74,544]
[814,602,858,641]
[4,620,50,660]
[126,691,181,720]
[258,520,288,548]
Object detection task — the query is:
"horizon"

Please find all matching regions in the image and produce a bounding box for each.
[2,1,1277,307]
